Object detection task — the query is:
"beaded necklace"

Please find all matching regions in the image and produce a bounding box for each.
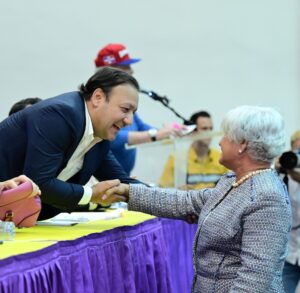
[232,168,273,188]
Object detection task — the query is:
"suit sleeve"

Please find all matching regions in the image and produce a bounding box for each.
[23,106,84,211]
[127,184,211,219]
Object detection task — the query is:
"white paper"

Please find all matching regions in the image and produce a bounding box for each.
[36,209,124,226]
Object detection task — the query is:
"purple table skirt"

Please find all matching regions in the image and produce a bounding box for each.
[160,218,197,293]
[0,218,197,293]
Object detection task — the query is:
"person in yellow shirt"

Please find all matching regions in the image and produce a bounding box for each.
[159,111,228,189]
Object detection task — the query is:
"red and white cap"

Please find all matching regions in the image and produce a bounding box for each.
[95,43,141,67]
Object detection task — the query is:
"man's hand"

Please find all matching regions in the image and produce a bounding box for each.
[100,183,130,206]
[91,179,121,205]
[157,123,186,140]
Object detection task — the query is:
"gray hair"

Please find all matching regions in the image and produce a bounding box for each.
[221,105,286,163]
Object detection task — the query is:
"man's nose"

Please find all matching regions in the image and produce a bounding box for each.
[124,113,133,125]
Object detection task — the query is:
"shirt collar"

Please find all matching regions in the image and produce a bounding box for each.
[84,101,102,141]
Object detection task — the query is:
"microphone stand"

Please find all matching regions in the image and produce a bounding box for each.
[140,90,192,125]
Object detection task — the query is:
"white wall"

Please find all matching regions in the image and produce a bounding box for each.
[0,0,299,183]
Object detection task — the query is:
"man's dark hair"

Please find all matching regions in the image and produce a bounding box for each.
[188,111,211,125]
[9,97,42,116]
[79,67,139,101]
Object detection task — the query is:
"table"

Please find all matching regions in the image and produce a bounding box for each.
[0,212,197,293]
[160,218,197,293]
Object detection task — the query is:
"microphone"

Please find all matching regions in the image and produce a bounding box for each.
[139,89,170,104]
[139,88,190,125]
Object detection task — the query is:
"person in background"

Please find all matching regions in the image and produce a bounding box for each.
[0,67,140,220]
[101,105,291,293]
[278,129,300,293]
[94,43,183,175]
[159,111,228,189]
[8,97,42,116]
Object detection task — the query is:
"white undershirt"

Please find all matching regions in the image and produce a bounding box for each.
[57,102,102,205]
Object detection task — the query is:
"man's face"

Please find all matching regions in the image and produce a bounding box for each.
[89,84,138,140]
[194,116,213,147]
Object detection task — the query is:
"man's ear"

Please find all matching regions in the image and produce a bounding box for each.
[90,88,106,106]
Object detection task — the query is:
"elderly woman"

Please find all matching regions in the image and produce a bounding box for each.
[103,105,291,292]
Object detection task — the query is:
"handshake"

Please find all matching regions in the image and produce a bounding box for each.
[90,180,129,206]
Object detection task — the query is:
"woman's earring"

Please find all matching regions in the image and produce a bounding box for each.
[238,150,242,154]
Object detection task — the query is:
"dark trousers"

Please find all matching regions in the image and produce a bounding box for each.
[283,261,300,293]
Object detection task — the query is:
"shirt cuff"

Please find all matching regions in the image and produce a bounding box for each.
[78,186,93,205]
[88,202,98,210]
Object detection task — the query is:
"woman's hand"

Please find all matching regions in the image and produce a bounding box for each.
[0,175,41,197]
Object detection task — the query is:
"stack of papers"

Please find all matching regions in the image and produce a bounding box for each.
[37,209,124,226]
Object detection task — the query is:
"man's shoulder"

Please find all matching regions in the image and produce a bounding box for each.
[208,148,223,162]
[36,92,85,118]
[28,92,86,134]
[44,91,83,108]
[208,148,222,156]
[207,148,228,171]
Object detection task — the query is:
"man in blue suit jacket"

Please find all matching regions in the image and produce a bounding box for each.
[0,67,140,219]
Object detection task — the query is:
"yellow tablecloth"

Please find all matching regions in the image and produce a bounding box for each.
[0,211,155,260]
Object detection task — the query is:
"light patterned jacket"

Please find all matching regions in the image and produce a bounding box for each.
[128,170,291,293]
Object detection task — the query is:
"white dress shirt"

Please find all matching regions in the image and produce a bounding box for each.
[57,102,102,205]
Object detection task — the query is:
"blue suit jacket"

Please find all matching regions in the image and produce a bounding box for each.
[0,92,138,216]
